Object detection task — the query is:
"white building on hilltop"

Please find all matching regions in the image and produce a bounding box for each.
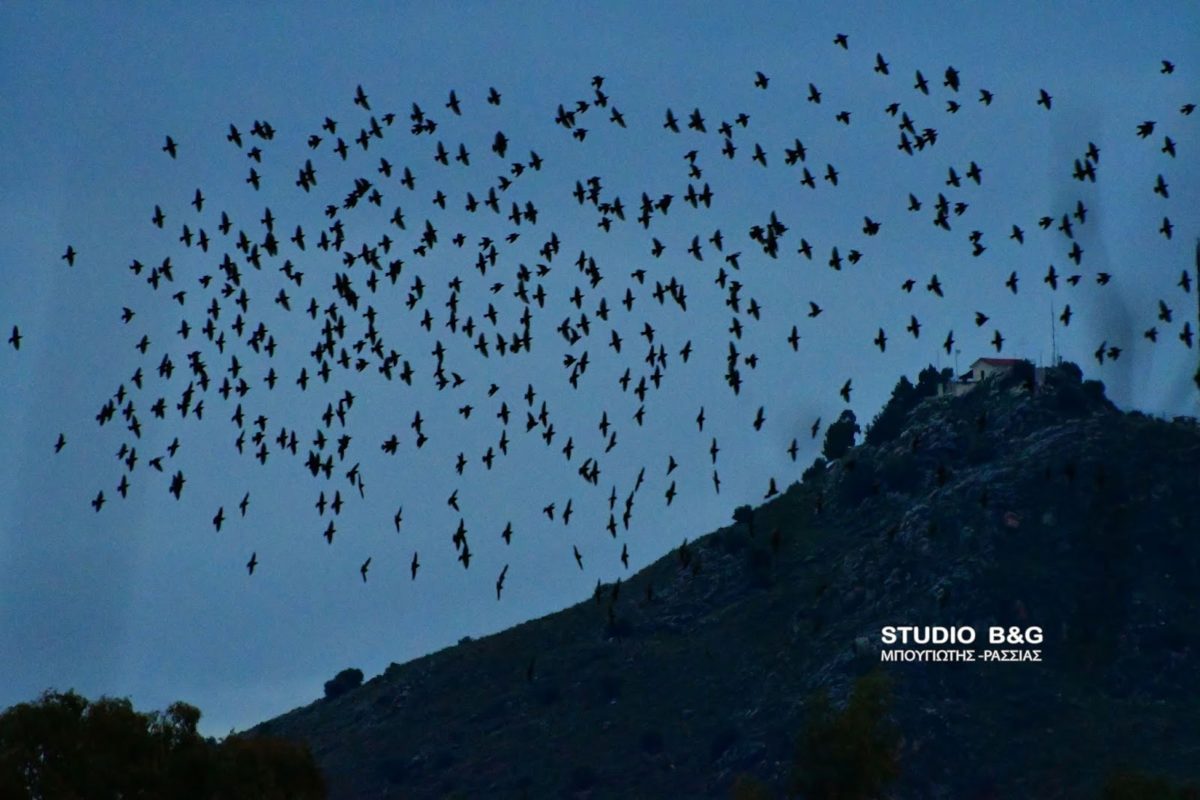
[940,357,1032,397]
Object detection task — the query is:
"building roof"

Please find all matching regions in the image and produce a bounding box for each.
[970,357,1024,367]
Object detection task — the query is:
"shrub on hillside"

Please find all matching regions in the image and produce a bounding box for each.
[866,366,950,446]
[323,667,364,700]
[1101,769,1199,799]
[790,671,900,800]
[822,410,860,461]
[801,457,827,485]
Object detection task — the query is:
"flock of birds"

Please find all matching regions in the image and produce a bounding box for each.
[6,35,1195,601]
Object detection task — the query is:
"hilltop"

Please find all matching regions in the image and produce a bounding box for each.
[252,362,1200,799]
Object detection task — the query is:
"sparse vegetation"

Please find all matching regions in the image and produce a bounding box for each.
[246,368,1200,798]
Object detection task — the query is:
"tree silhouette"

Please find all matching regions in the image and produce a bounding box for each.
[0,690,325,799]
[790,671,900,799]
[733,504,755,536]
[821,409,860,461]
[323,667,364,700]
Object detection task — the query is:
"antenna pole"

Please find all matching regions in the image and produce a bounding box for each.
[1050,299,1058,365]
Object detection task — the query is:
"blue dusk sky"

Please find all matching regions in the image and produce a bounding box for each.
[1,2,1196,736]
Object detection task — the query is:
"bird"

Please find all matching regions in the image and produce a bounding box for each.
[162,136,177,158]
[496,565,508,599]
[8,326,20,350]
[246,552,257,575]
[354,84,370,110]
[360,557,371,582]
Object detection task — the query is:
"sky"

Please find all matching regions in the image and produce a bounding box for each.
[1,2,1196,736]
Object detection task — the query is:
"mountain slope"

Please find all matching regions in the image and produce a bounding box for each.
[253,363,1200,799]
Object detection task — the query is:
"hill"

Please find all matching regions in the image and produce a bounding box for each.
[252,362,1200,799]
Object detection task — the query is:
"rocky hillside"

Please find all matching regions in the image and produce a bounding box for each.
[252,363,1200,799]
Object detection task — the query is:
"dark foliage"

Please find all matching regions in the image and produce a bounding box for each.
[801,456,827,484]
[0,690,324,800]
[821,409,860,461]
[1101,769,1200,799]
[323,667,364,700]
[790,671,900,799]
[865,366,949,446]
[250,364,1200,799]
[733,504,755,536]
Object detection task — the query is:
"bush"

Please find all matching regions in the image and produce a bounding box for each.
[1082,379,1107,403]
[731,773,775,800]
[0,690,324,800]
[822,410,859,461]
[323,667,364,700]
[865,376,915,445]
[996,358,1035,391]
[866,367,952,445]
[802,457,827,485]
[1101,769,1199,799]
[733,504,755,534]
[791,671,900,800]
